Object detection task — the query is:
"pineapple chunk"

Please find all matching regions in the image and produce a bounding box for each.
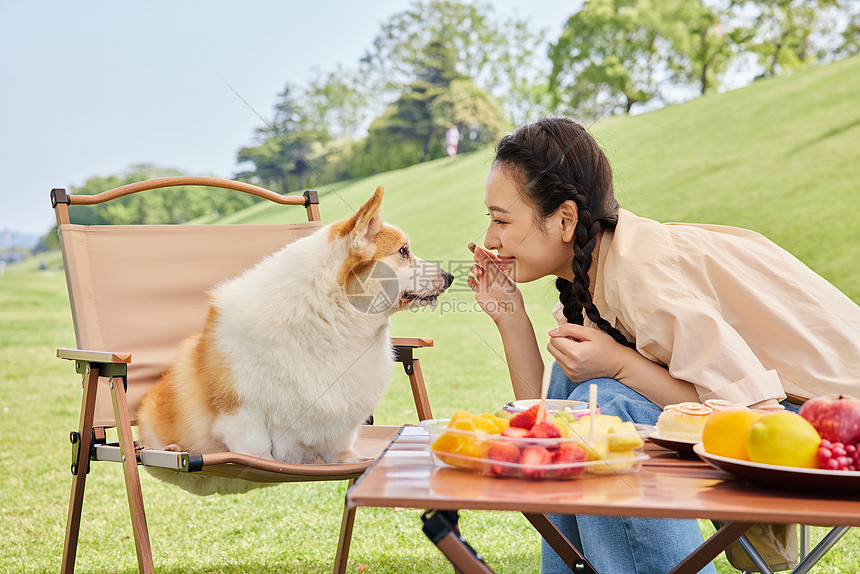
[608,421,644,451]
[547,415,570,437]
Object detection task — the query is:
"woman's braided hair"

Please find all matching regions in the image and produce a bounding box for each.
[494,117,634,348]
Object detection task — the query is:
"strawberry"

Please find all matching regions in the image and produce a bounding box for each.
[487,441,521,476]
[519,446,552,479]
[551,443,587,478]
[501,427,529,438]
[509,403,547,429]
[527,421,562,441]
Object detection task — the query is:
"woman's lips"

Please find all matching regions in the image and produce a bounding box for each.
[496,256,515,271]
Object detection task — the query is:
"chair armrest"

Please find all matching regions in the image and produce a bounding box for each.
[390,337,433,348]
[57,348,132,364]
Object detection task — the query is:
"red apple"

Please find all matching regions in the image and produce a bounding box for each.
[799,394,860,444]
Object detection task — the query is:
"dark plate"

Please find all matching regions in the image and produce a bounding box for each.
[648,432,700,459]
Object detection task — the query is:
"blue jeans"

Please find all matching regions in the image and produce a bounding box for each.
[541,363,718,574]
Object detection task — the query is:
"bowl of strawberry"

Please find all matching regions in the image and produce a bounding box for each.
[422,404,654,480]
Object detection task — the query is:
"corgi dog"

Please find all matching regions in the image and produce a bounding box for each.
[137,187,453,495]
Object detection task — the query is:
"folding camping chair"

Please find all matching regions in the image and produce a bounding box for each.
[51,177,436,574]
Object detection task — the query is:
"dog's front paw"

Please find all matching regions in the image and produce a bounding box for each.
[334,450,373,464]
[342,454,373,464]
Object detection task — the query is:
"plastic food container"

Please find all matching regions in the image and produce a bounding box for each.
[503,398,599,419]
[421,418,654,480]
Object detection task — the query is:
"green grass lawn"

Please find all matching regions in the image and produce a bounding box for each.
[3,56,860,572]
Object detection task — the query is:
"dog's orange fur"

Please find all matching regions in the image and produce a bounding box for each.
[331,187,409,288]
[329,186,385,239]
[140,308,239,448]
[195,310,241,414]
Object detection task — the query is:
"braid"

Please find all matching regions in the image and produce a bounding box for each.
[563,195,636,348]
[495,117,636,349]
[555,278,582,325]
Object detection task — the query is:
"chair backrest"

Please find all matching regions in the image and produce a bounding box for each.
[52,178,322,427]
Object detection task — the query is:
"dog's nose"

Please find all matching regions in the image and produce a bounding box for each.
[442,270,454,289]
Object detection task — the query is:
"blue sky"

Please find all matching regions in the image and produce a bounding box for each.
[0,0,575,235]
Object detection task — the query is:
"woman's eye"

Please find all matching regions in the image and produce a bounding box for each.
[486,213,507,225]
[399,246,410,258]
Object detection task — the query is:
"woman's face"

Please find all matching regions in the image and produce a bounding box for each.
[483,163,575,283]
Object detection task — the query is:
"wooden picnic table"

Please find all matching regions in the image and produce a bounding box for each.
[346,426,860,574]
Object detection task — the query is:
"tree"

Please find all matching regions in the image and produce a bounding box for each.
[353,40,505,176]
[730,0,844,78]
[359,40,464,172]
[485,17,555,124]
[361,1,497,94]
[304,66,371,141]
[360,0,549,124]
[838,0,860,56]
[434,79,507,153]
[838,0,860,55]
[549,0,666,117]
[659,0,734,95]
[236,85,328,193]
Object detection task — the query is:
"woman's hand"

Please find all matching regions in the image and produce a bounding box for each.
[467,244,524,324]
[547,323,634,382]
[548,324,702,407]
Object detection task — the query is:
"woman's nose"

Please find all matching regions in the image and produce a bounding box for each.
[483,226,501,250]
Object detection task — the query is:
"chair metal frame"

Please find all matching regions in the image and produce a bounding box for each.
[52,177,435,573]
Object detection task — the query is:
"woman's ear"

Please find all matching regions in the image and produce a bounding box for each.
[557,200,579,243]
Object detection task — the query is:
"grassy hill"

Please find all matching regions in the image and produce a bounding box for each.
[4,56,860,573]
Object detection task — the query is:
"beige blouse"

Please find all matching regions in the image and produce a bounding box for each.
[553,209,860,406]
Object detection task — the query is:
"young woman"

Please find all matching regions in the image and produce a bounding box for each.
[467,117,860,574]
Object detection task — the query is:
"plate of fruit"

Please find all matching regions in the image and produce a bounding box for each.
[422,404,654,480]
[694,395,860,491]
[694,444,860,491]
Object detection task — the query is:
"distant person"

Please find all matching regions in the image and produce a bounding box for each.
[468,117,860,574]
[445,125,460,157]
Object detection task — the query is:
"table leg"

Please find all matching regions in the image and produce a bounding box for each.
[422,510,495,574]
[522,512,597,573]
[669,521,755,574]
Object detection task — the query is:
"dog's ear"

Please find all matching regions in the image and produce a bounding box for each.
[343,186,385,251]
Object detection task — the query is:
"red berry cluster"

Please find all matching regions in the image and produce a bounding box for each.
[817,439,860,471]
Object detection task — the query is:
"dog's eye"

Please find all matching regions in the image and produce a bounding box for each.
[399,245,410,259]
